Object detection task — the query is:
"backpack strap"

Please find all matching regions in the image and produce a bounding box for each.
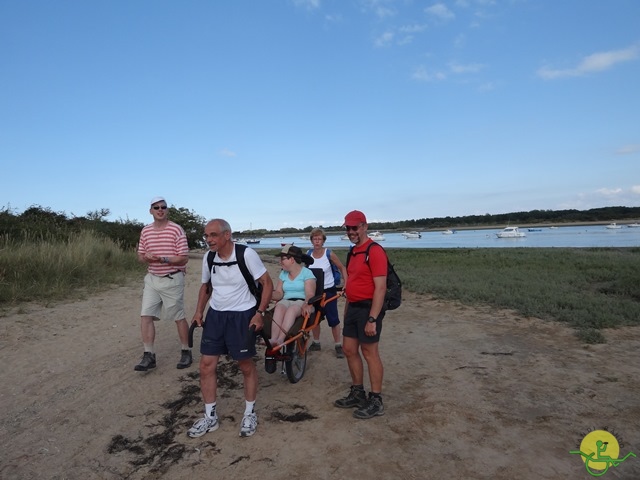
[346,241,377,267]
[206,243,257,296]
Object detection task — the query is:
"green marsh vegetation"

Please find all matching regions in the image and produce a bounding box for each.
[0,230,144,307]
[269,247,640,344]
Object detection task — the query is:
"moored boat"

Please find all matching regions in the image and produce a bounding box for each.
[368,231,386,241]
[496,226,526,238]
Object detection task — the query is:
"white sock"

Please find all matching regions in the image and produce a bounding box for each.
[245,400,255,415]
[143,344,154,353]
[205,402,217,418]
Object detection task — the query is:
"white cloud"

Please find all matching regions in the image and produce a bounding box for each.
[374,31,394,47]
[537,44,640,79]
[412,66,446,82]
[425,3,455,21]
[219,148,237,157]
[632,185,640,195]
[399,24,428,34]
[615,144,640,155]
[596,187,623,197]
[449,62,484,74]
[291,0,321,9]
[361,0,396,19]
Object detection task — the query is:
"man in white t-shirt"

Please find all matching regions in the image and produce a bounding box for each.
[187,218,273,438]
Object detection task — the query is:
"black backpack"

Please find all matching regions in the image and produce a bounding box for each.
[346,242,402,311]
[206,243,263,307]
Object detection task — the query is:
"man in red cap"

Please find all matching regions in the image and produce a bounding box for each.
[334,210,388,419]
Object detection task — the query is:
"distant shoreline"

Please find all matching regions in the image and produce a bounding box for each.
[258,220,637,238]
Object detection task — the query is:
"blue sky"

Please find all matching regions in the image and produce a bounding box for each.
[1,0,639,231]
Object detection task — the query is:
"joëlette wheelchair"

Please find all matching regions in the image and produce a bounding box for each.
[260,268,342,384]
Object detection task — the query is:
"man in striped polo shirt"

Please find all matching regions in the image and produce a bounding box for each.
[135,196,191,372]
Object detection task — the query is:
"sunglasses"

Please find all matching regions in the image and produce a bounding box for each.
[345,224,360,231]
[280,255,292,260]
[152,205,168,210]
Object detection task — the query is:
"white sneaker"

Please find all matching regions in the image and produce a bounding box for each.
[239,412,257,437]
[187,415,219,438]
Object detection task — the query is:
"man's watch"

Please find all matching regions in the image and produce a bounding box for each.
[367,316,377,324]
[256,309,266,317]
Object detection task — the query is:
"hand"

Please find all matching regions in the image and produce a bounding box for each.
[250,314,264,332]
[365,322,377,336]
[192,312,203,327]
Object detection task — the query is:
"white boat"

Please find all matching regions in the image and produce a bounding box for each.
[341,234,350,241]
[368,231,386,241]
[442,229,455,235]
[402,231,422,239]
[496,226,526,238]
[237,238,261,244]
[627,223,640,228]
[606,223,622,230]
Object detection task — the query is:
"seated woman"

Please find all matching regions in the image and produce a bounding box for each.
[269,245,316,346]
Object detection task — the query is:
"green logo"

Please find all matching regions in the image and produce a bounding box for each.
[570,429,636,476]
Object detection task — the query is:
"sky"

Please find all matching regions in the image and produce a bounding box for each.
[1,0,639,231]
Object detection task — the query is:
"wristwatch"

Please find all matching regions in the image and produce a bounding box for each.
[367,316,377,324]
[256,309,266,317]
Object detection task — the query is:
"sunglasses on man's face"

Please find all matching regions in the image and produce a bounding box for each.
[153,205,168,210]
[345,224,360,232]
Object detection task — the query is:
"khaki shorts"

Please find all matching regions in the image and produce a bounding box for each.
[140,272,186,321]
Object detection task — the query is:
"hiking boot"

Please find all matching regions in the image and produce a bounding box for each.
[239,412,258,437]
[334,385,367,409]
[134,352,156,371]
[177,349,192,369]
[187,415,219,438]
[309,342,321,351]
[335,345,344,358]
[265,355,277,374]
[353,394,385,419]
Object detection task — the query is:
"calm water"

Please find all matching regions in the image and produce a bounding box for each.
[248,225,640,249]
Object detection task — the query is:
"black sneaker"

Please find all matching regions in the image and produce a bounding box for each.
[353,393,384,419]
[134,352,156,371]
[177,349,192,369]
[334,385,367,408]
[335,345,344,358]
[309,342,321,351]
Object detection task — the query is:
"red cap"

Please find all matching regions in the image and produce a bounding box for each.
[343,210,367,226]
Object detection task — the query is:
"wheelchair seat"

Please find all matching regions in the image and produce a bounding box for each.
[262,268,324,341]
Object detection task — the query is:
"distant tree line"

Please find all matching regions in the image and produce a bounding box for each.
[0,205,206,250]
[2,205,639,249]
[260,206,640,235]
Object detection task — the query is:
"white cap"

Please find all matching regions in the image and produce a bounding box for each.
[150,196,166,206]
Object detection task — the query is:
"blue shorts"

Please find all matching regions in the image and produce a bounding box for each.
[201,308,256,360]
[323,286,340,328]
[343,301,385,344]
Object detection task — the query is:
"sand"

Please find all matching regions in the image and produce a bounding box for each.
[1,254,639,480]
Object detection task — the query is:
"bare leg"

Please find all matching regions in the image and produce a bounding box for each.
[199,354,220,403]
[343,336,364,385]
[331,324,341,343]
[361,342,383,393]
[140,315,155,346]
[238,358,258,402]
[175,318,189,347]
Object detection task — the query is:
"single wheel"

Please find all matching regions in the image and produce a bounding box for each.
[285,338,307,383]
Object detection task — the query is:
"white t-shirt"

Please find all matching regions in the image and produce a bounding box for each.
[200,246,267,311]
[307,248,334,289]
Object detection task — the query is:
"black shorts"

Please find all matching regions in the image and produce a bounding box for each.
[343,301,385,344]
[201,308,256,360]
